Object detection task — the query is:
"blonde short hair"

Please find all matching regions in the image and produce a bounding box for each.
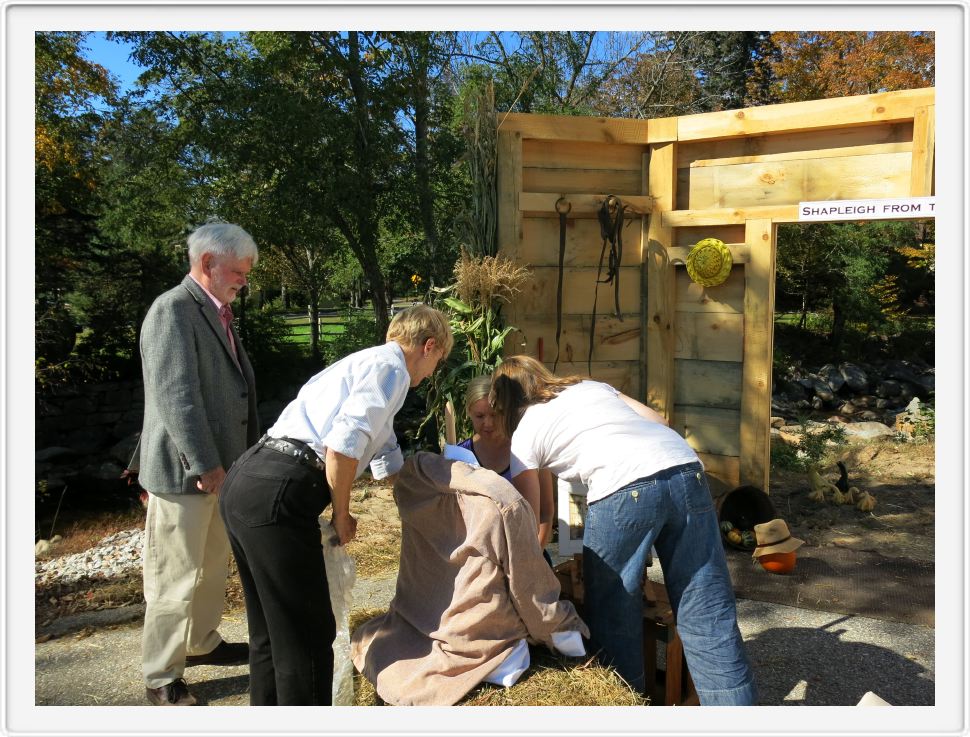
[385,304,454,356]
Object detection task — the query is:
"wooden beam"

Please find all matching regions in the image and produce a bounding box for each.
[497,129,523,337]
[497,112,649,144]
[497,129,523,256]
[667,243,750,266]
[740,219,776,492]
[677,88,935,142]
[910,105,935,196]
[664,206,800,227]
[645,142,677,420]
[520,192,655,216]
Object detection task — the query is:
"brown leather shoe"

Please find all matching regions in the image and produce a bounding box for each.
[185,640,249,667]
[146,678,197,706]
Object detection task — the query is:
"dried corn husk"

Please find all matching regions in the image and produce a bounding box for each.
[856,491,877,512]
[808,487,827,503]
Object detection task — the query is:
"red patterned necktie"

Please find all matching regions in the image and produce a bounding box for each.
[219,304,238,358]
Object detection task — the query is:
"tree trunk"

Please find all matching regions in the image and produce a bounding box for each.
[829,301,845,347]
[307,297,321,364]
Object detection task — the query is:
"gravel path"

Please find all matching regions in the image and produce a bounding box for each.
[34,534,935,706]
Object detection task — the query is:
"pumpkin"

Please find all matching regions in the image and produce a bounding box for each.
[726,529,743,545]
[740,530,756,548]
[720,520,735,533]
[759,551,797,574]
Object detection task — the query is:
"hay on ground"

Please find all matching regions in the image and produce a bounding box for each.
[349,608,646,707]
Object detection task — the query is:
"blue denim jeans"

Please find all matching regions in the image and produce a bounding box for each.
[582,462,757,705]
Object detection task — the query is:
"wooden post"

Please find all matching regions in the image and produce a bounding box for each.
[740,218,776,491]
[910,105,935,196]
[645,141,677,420]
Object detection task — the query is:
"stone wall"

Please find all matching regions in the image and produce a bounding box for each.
[36,381,145,496]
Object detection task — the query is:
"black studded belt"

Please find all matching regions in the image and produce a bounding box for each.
[258,434,326,472]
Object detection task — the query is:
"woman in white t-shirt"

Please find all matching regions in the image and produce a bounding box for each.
[490,355,756,705]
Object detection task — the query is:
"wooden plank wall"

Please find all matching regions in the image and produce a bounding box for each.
[497,88,934,492]
[500,133,650,395]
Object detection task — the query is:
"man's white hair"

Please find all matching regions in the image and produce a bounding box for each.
[187,222,259,265]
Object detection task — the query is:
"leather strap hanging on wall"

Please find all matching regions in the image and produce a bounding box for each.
[553,197,571,372]
[589,195,627,375]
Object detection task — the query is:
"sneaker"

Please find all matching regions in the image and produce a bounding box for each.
[185,640,249,667]
[146,678,197,706]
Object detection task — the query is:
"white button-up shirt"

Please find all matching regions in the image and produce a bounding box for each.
[268,342,411,479]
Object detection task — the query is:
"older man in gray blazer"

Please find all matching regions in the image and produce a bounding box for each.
[133,222,259,706]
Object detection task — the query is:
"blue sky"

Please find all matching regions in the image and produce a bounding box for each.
[84,33,145,92]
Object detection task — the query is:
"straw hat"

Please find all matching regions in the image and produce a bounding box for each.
[751,518,804,558]
[686,237,733,287]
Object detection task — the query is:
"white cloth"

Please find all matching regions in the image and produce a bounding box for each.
[481,632,586,689]
[268,342,409,479]
[509,381,698,504]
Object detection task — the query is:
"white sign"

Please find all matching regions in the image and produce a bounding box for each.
[798,196,936,222]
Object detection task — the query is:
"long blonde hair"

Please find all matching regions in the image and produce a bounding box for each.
[489,355,582,437]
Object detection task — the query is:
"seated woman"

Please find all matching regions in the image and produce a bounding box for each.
[457,375,512,479]
[458,375,555,565]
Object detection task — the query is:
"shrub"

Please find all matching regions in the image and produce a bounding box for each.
[771,420,847,473]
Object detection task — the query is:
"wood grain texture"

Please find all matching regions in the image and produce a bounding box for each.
[509,314,641,364]
[522,139,646,171]
[645,142,677,420]
[664,206,800,227]
[675,267,745,314]
[519,192,654,216]
[519,217,643,267]
[518,266,641,316]
[676,122,912,169]
[677,88,934,142]
[674,359,743,409]
[497,112,650,144]
[684,152,911,210]
[672,405,741,456]
[740,219,776,491]
[909,105,935,196]
[674,312,744,362]
[523,167,642,195]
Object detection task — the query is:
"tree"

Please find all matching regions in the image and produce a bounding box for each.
[35,32,117,380]
[753,32,934,103]
[592,32,768,118]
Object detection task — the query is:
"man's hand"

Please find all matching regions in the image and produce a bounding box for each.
[197,466,227,495]
[332,511,358,546]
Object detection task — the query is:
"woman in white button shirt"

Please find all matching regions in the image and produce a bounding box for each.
[219,305,452,705]
[490,355,756,705]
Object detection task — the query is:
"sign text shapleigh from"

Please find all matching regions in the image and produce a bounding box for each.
[798,196,936,222]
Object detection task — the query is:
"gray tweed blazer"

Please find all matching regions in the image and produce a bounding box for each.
[132,275,258,495]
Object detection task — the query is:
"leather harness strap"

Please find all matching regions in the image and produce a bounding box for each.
[589,195,626,375]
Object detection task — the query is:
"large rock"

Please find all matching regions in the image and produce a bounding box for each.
[841,421,895,441]
[884,359,923,386]
[839,362,869,393]
[876,379,902,398]
[818,364,846,393]
[35,446,79,463]
[809,376,835,403]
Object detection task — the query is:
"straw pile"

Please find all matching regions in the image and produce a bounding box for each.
[349,608,647,707]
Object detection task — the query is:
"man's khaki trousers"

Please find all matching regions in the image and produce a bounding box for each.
[142,492,230,688]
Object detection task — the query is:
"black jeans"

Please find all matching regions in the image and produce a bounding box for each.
[219,442,335,705]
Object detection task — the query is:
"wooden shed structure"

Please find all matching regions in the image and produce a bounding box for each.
[496,87,935,493]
